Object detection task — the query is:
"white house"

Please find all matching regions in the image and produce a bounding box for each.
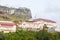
[18,18,57,31]
[34,18,57,28]
[18,21,42,31]
[0,21,16,33]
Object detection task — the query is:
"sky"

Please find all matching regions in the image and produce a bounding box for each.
[0,0,60,26]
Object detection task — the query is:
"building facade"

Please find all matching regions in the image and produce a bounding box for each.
[18,18,57,31]
[0,21,16,33]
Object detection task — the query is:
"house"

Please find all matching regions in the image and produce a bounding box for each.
[33,18,57,31]
[18,18,57,31]
[0,21,16,33]
[33,18,57,28]
[18,21,42,31]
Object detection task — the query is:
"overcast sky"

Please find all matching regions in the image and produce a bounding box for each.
[0,0,60,26]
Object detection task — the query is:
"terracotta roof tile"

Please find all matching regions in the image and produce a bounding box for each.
[0,22,15,27]
[34,18,56,23]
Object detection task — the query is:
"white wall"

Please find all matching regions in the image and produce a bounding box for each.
[18,20,57,31]
[0,25,16,32]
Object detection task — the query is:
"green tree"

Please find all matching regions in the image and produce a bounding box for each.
[43,24,48,30]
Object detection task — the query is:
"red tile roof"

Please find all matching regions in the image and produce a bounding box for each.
[34,18,56,23]
[26,21,35,24]
[0,22,15,27]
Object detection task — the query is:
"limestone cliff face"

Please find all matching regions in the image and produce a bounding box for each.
[13,7,32,19]
[0,5,32,19]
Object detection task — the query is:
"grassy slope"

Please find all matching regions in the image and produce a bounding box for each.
[0,14,27,22]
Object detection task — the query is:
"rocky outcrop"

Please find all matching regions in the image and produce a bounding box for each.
[0,5,32,19]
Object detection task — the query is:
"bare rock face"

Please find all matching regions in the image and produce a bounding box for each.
[13,7,32,19]
[0,5,32,19]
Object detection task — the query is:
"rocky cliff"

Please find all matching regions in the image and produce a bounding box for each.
[0,5,32,19]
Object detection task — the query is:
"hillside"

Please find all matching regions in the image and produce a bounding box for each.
[0,13,28,22]
[0,5,32,20]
